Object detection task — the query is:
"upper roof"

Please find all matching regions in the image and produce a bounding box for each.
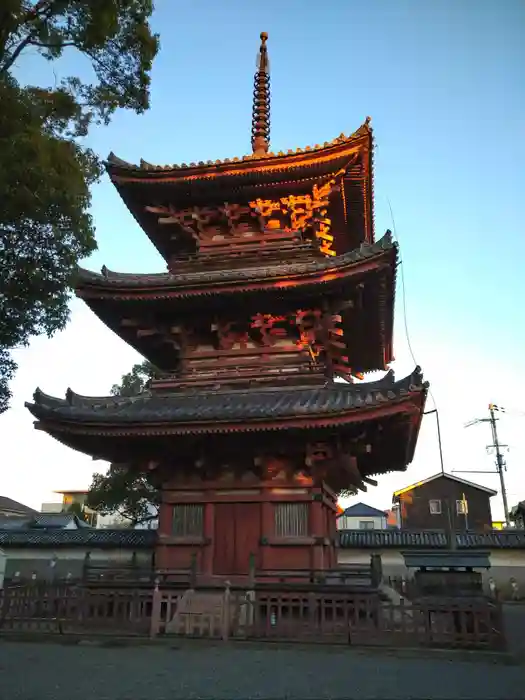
[106,122,372,187]
[107,123,373,262]
[26,366,427,436]
[0,496,37,516]
[393,472,497,498]
[339,502,387,518]
[105,33,374,261]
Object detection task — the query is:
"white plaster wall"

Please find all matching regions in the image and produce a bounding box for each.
[337,516,386,530]
[4,547,151,581]
[338,548,525,596]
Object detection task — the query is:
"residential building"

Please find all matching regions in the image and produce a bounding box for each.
[392,473,496,532]
[41,490,158,530]
[337,502,387,530]
[0,496,36,519]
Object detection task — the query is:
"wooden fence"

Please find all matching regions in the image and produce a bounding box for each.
[0,582,505,650]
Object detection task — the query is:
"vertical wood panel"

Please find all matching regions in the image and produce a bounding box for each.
[275,503,309,536]
[214,504,235,575]
[234,502,261,575]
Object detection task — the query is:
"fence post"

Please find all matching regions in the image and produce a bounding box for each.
[150,577,162,638]
[189,553,197,589]
[370,554,382,587]
[82,552,91,582]
[248,553,255,588]
[222,580,231,642]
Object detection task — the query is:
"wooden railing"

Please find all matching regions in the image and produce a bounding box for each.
[0,581,505,650]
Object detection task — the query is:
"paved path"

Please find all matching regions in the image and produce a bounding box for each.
[0,641,524,699]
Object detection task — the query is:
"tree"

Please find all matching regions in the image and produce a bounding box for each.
[110,359,157,396]
[65,500,93,525]
[86,359,159,526]
[86,464,159,527]
[0,1,159,413]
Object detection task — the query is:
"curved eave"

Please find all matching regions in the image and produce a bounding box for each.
[76,233,395,301]
[105,123,372,185]
[25,368,427,441]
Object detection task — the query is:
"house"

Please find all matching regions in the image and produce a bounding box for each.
[337,502,387,530]
[41,490,142,529]
[0,496,37,519]
[392,473,497,532]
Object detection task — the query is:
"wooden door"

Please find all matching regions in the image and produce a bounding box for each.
[233,502,260,575]
[213,503,261,576]
[214,503,235,575]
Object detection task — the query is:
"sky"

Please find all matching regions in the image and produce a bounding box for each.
[2,0,524,519]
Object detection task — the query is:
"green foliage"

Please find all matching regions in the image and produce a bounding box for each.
[65,500,90,523]
[110,359,157,396]
[87,463,159,526]
[87,359,159,525]
[0,1,159,412]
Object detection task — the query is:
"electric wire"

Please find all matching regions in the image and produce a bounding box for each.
[387,197,444,472]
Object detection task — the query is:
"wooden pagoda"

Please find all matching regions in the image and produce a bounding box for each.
[26,33,428,582]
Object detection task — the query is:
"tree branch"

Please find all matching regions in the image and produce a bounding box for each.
[0,36,34,75]
[28,41,79,49]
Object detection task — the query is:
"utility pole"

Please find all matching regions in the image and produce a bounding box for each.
[454,404,510,526]
[488,404,510,526]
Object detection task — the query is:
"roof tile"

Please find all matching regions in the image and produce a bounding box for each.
[77,232,395,291]
[26,367,427,426]
[338,529,525,549]
[0,528,156,548]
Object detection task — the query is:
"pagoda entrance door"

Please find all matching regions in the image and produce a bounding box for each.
[213,503,259,576]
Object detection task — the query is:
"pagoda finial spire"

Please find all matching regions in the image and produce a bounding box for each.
[251,32,270,156]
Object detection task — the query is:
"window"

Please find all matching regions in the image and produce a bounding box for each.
[359,520,375,530]
[275,503,308,537]
[456,499,468,515]
[429,499,442,515]
[172,504,203,536]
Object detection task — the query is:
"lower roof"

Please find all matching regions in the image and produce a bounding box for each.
[338,529,525,549]
[0,527,523,550]
[76,232,395,296]
[26,367,427,436]
[0,528,156,548]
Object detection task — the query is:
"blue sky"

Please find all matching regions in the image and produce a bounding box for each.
[3,0,524,517]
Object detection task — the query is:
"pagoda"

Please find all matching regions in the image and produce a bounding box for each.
[26,34,428,582]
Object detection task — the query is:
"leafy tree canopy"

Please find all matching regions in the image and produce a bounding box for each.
[0,1,159,412]
[86,463,159,527]
[87,359,159,525]
[110,359,157,396]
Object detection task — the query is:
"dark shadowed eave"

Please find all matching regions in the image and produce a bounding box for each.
[104,122,374,261]
[73,233,397,374]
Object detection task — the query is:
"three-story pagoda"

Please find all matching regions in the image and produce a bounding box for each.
[26,34,428,581]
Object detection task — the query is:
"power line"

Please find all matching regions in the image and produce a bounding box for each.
[387,198,445,475]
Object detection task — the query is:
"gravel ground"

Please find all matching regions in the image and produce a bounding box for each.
[1,641,524,700]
